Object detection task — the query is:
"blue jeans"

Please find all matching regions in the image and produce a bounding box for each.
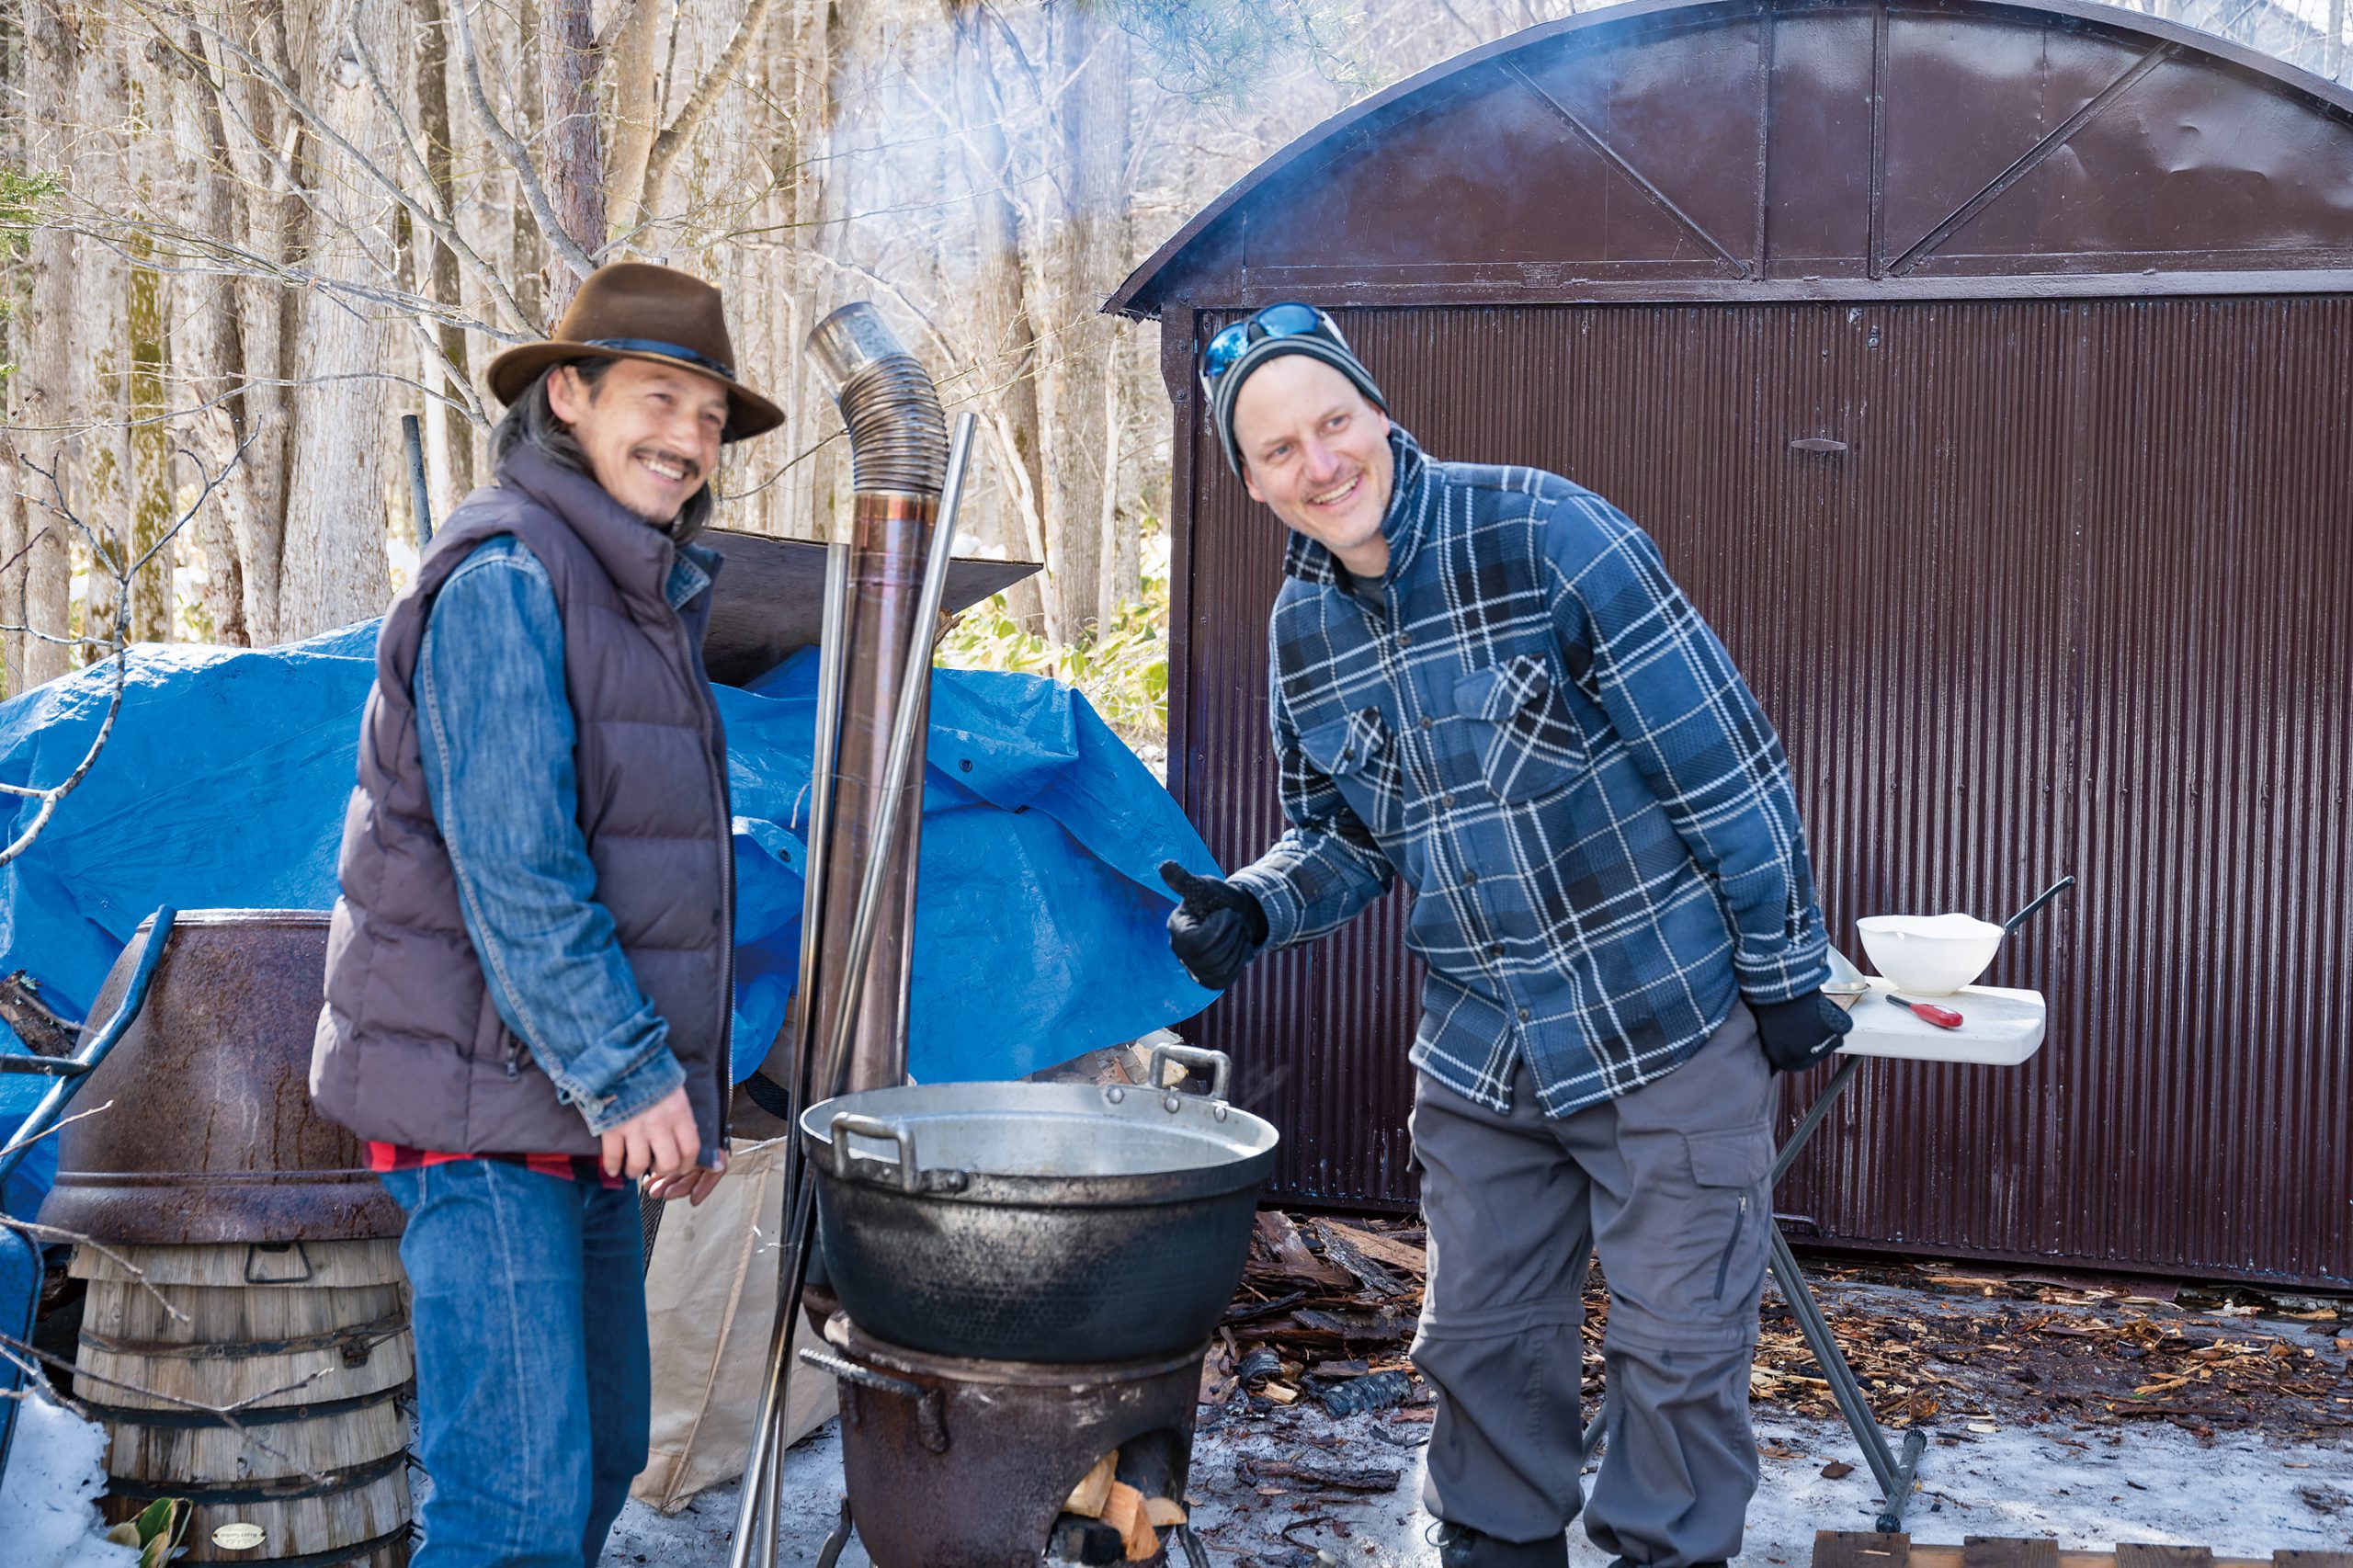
[382,1161,649,1568]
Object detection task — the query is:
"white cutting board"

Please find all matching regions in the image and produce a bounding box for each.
[1836,978,2047,1066]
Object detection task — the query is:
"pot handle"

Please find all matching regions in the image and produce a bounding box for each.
[829,1112,921,1194]
[1145,1041,1231,1105]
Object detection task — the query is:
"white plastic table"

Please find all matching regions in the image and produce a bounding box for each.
[1586,981,2050,1530]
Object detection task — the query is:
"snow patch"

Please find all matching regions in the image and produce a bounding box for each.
[0,1389,138,1568]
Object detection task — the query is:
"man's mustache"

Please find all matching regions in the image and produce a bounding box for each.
[631,445,703,484]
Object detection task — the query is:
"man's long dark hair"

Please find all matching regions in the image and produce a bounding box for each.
[489,358,716,541]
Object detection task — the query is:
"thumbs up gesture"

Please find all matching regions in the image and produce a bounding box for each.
[1158,861,1269,992]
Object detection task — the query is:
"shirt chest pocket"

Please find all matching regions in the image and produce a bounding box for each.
[1300,707,1405,838]
[1453,653,1588,804]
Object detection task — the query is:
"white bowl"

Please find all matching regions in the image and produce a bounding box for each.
[1855,914,2004,997]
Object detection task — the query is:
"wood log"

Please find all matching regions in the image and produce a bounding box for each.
[1251,1210,1353,1289]
[1064,1450,1117,1518]
[1311,1220,1408,1296]
[1316,1220,1428,1278]
[1100,1479,1156,1562]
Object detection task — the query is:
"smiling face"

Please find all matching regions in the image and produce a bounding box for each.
[545,357,729,526]
[1233,355,1395,577]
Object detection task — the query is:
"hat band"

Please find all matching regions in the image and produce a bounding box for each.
[582,337,737,383]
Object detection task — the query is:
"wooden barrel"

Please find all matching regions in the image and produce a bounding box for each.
[71,1238,413,1566]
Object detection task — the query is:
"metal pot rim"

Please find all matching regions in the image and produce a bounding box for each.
[800,1079,1279,1206]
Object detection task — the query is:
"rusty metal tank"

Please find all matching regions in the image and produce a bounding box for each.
[39,909,404,1244]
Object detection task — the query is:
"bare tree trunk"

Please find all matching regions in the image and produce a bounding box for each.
[635,0,777,226]
[540,0,605,316]
[945,0,1049,629]
[509,0,547,331]
[1,0,26,689]
[807,0,861,546]
[755,0,829,543]
[160,20,245,645]
[1041,2,1130,644]
[127,68,175,644]
[16,0,75,687]
[1097,346,1132,623]
[0,478,21,697]
[275,4,394,639]
[604,0,662,244]
[217,0,303,647]
[72,21,131,658]
[415,0,475,514]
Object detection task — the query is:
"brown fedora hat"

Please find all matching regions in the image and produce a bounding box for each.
[485,262,783,442]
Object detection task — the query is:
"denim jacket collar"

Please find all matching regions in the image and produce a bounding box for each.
[668,543,719,610]
[1279,424,1434,589]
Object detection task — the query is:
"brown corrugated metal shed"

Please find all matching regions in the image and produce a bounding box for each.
[1111,0,2353,1288]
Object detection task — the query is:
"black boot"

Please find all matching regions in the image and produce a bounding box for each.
[1432,1521,1570,1567]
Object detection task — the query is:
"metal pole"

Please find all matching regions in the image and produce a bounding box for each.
[749,1413,782,1568]
[1767,1221,1915,1522]
[723,543,853,1568]
[1772,1051,1865,1185]
[793,541,855,1096]
[400,414,434,550]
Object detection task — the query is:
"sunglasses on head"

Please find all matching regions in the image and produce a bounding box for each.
[1201,303,1351,395]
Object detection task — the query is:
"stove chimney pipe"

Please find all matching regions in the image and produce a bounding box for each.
[788,304,950,1097]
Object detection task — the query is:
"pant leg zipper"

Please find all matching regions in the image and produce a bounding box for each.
[1711,1194,1749,1301]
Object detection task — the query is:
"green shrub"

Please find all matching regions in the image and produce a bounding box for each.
[937,573,1171,760]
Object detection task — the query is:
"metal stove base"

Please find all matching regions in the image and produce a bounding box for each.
[802,1314,1208,1568]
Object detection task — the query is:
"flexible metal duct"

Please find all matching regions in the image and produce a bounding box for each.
[784,303,950,1098]
[807,304,950,494]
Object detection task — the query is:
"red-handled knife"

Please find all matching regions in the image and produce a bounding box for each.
[1885,993,1963,1029]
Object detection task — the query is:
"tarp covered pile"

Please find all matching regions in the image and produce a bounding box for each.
[0,624,1218,1215]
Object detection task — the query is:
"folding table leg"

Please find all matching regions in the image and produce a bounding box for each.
[1768,1221,1926,1528]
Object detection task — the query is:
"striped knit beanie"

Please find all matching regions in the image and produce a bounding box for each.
[1211,327,1387,479]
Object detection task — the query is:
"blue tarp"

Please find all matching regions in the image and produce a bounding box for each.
[0,625,1219,1215]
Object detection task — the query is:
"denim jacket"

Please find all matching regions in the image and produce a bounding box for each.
[414,532,720,1134]
[1230,426,1831,1117]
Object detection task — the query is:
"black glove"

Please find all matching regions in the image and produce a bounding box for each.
[1159,861,1268,991]
[1752,990,1856,1074]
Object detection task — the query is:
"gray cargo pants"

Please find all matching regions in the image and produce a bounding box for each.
[1408,1005,1775,1564]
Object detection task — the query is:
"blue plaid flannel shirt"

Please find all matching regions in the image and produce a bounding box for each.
[1229,426,1831,1117]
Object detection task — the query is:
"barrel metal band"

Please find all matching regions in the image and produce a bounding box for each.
[105,1448,405,1505]
[77,1381,412,1430]
[77,1314,407,1361]
[161,1523,415,1568]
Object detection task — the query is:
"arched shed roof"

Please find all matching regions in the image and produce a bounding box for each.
[1109,0,2353,318]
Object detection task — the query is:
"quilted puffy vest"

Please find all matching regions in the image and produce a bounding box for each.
[312,446,733,1155]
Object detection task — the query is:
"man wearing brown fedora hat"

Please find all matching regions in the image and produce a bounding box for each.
[313,262,784,1568]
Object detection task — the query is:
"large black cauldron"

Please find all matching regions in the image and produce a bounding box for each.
[800,1047,1277,1364]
